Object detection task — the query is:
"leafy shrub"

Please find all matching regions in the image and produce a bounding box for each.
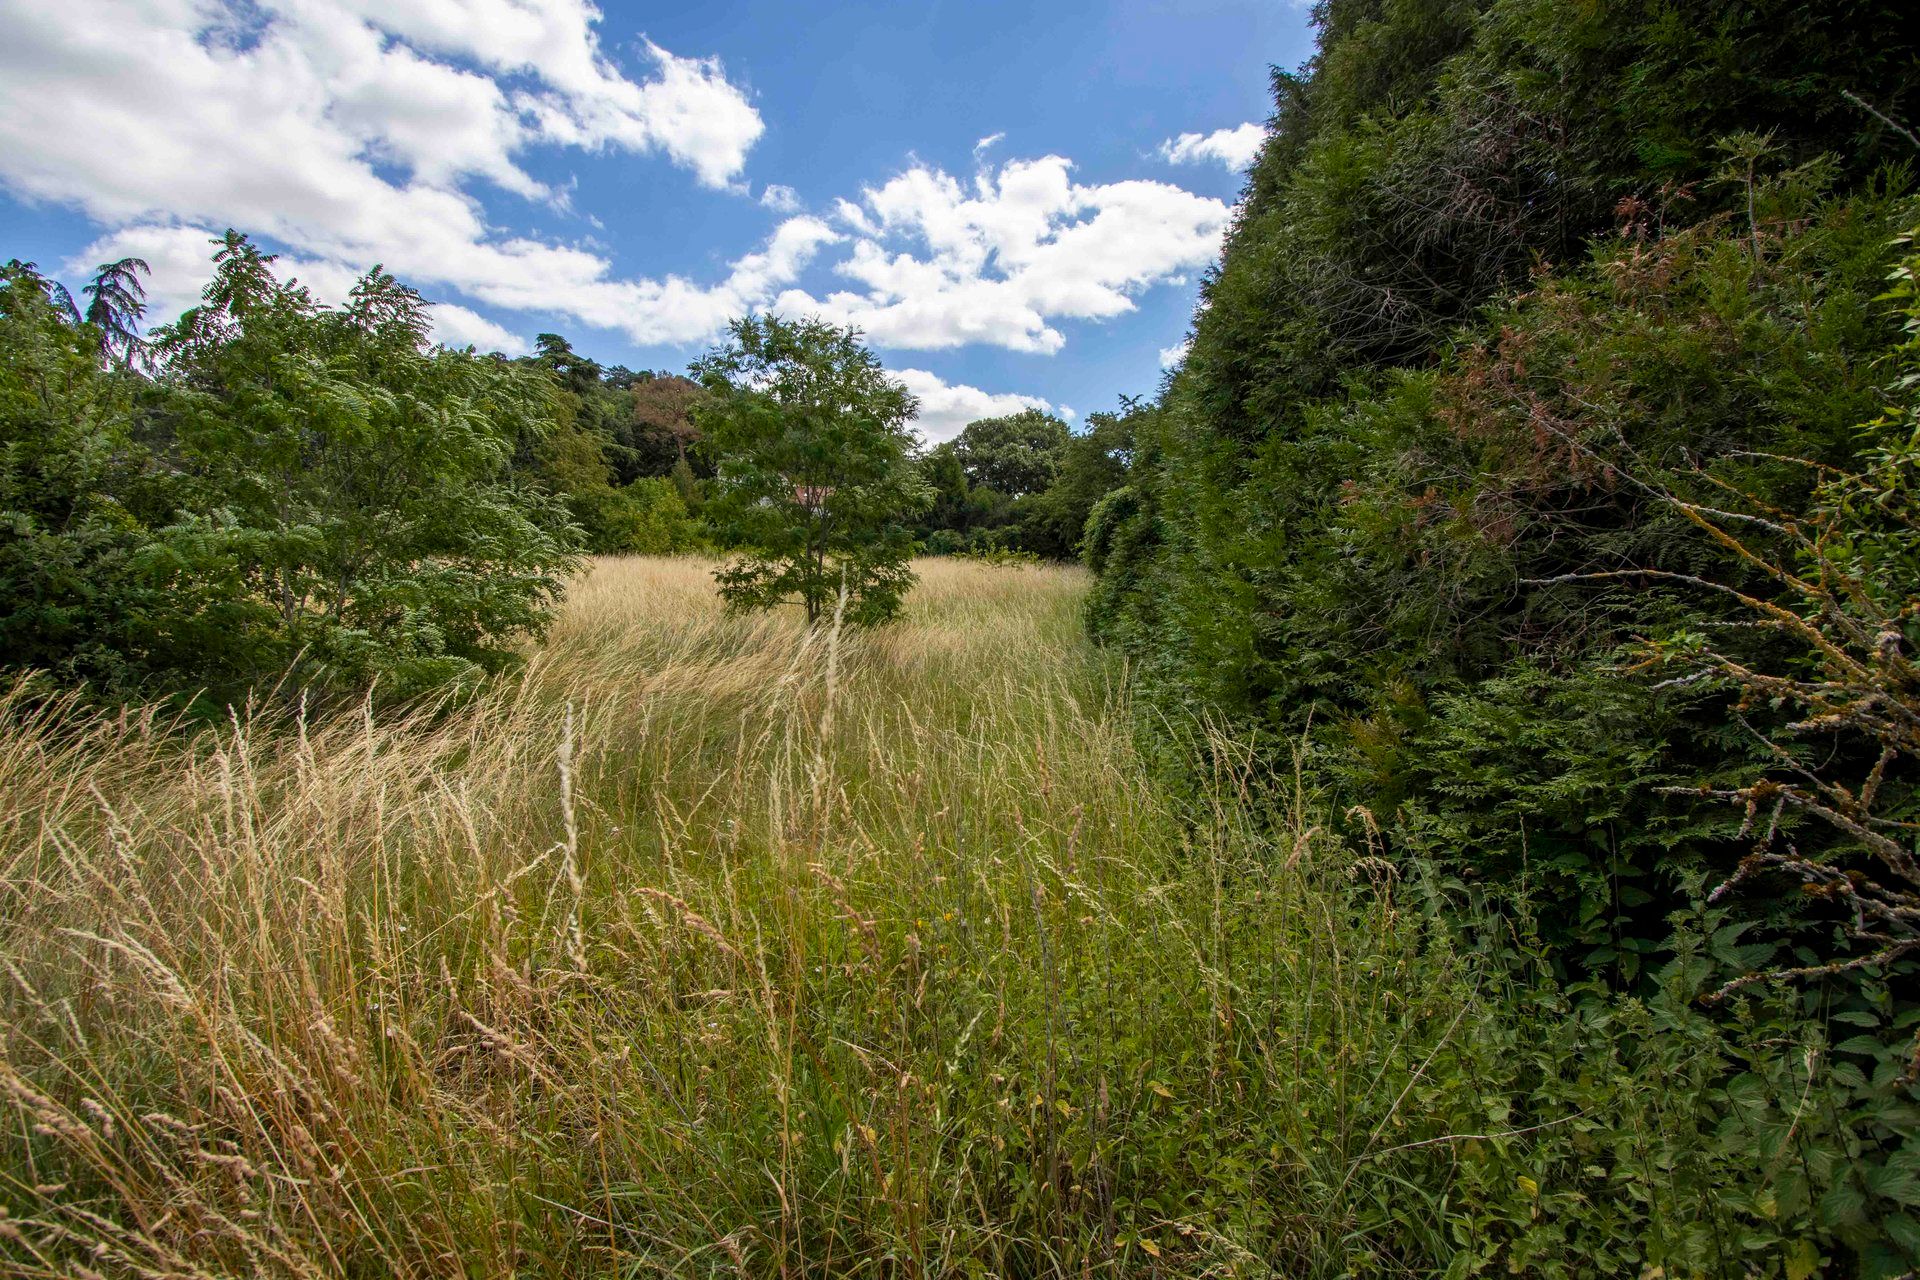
[1592,225,1920,991]
[1099,162,1912,942]
[572,476,698,555]
[0,235,581,704]
[920,527,966,556]
[0,261,163,692]
[956,543,1041,567]
[1080,6,1920,1263]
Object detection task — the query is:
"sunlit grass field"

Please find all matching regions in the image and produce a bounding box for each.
[0,559,1759,1278]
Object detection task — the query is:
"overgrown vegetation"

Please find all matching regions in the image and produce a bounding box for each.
[7,0,1920,1271]
[2,559,1895,1278]
[0,235,761,706]
[1084,0,1920,1267]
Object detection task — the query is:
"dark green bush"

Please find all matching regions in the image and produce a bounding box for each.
[570,475,698,555]
[0,236,581,704]
[1083,2,1920,1264]
[1089,0,1919,951]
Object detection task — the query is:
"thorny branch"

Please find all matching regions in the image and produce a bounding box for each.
[1515,228,1920,1006]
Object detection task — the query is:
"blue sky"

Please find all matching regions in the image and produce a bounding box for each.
[0,0,1314,439]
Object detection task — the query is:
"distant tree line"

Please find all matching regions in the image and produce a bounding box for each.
[0,233,775,705]
[2,228,1062,704]
[514,331,705,556]
[909,406,1133,561]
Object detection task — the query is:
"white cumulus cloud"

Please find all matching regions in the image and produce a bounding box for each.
[429,303,530,355]
[772,156,1231,354]
[760,184,803,213]
[892,368,1055,444]
[69,209,837,354]
[303,1,765,189]
[1158,122,1265,171]
[0,0,793,348]
[1159,339,1191,369]
[4,0,1232,363]
[69,223,529,354]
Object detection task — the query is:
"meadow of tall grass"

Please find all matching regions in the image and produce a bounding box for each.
[0,559,1850,1277]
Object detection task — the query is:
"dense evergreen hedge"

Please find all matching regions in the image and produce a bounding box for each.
[1087,0,1920,1262]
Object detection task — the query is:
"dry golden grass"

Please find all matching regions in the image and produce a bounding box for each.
[0,557,1213,1277]
[0,556,1797,1278]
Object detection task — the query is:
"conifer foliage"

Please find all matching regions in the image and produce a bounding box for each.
[1082,1,1920,1264]
[1089,0,1920,953]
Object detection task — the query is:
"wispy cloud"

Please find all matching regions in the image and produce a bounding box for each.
[1158,122,1265,171]
[759,184,803,213]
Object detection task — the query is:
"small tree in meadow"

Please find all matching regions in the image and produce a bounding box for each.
[693,316,929,626]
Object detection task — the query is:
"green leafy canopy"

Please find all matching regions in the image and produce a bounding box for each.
[693,315,931,626]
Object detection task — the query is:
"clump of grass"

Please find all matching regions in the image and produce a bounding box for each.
[0,558,1846,1277]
